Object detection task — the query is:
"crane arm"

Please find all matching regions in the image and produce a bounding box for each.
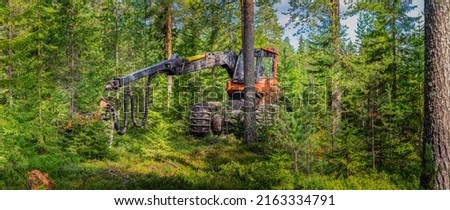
[104,51,237,91]
[102,51,237,135]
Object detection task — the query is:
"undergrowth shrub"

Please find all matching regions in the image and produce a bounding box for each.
[62,120,111,160]
[295,173,398,190]
[0,147,28,189]
[215,152,295,189]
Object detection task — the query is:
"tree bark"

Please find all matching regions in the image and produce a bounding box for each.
[115,1,120,79]
[111,0,121,145]
[36,7,44,146]
[420,0,450,190]
[68,2,77,117]
[242,0,257,144]
[389,0,399,98]
[7,0,14,108]
[330,0,341,146]
[371,112,375,169]
[166,2,173,108]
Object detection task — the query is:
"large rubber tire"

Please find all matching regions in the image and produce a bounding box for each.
[189,102,280,137]
[189,102,221,137]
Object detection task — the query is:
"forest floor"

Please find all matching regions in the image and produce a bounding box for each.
[36,133,289,190]
[15,118,407,190]
[61,135,266,189]
[2,115,413,190]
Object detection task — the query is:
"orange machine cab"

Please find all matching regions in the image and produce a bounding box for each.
[226,47,280,105]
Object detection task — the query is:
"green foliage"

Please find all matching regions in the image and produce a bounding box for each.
[281,0,424,187]
[0,146,28,189]
[295,173,398,190]
[255,1,283,48]
[62,120,112,160]
[216,153,295,190]
[0,0,426,190]
[328,123,368,177]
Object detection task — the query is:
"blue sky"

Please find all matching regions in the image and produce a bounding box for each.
[274,0,424,49]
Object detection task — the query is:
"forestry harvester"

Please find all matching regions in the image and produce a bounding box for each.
[102,47,290,136]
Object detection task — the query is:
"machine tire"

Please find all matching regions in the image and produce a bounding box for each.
[189,102,221,137]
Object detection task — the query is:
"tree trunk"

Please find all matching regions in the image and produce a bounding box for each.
[330,0,341,146]
[36,8,44,147]
[294,150,299,173]
[111,0,121,145]
[242,0,257,144]
[371,112,375,169]
[68,2,77,117]
[7,0,14,109]
[166,2,173,107]
[390,0,399,98]
[114,1,121,79]
[420,0,450,190]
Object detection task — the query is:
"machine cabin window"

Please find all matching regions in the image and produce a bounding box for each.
[260,55,274,78]
[232,50,275,83]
